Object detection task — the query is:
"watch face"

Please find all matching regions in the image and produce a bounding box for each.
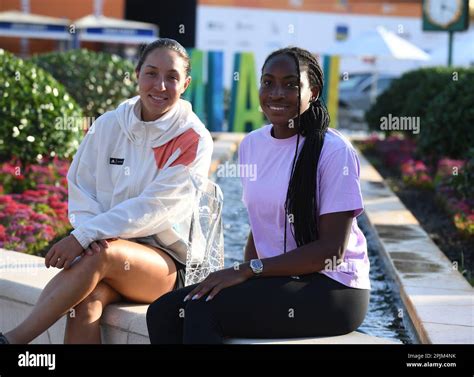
[251,259,263,271]
[426,0,463,27]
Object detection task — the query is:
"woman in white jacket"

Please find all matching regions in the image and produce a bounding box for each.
[0,39,214,344]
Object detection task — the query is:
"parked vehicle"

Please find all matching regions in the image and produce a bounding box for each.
[338,72,396,130]
[339,72,396,111]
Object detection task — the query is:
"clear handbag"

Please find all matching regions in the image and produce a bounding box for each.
[185,173,225,286]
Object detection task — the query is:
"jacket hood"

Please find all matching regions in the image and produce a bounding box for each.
[114,96,197,148]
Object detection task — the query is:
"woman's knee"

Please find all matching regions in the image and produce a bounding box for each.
[78,240,122,275]
[69,292,103,323]
[75,250,108,276]
[146,291,185,339]
[147,291,182,322]
[69,283,118,323]
[332,290,370,335]
[183,298,217,325]
[146,298,162,326]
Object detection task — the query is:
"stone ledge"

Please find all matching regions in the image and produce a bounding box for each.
[0,249,395,344]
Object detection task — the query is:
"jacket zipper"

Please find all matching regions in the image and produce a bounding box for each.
[131,126,148,198]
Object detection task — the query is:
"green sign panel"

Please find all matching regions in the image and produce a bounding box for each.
[182,49,205,122]
[422,0,469,31]
[228,52,265,133]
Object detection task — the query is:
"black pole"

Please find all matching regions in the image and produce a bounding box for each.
[447,30,454,67]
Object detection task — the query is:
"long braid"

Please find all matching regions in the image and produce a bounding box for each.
[283,51,301,253]
[262,47,330,250]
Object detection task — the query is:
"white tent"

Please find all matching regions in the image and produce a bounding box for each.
[73,15,158,45]
[325,26,430,61]
[325,26,430,103]
[0,10,70,40]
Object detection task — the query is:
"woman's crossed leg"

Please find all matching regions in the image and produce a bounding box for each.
[4,239,177,344]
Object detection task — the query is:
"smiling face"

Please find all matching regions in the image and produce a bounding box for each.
[259,54,317,130]
[136,48,191,121]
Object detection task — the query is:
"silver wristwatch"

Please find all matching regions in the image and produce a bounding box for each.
[249,259,264,275]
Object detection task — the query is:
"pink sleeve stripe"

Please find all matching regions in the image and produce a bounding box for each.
[153,128,200,169]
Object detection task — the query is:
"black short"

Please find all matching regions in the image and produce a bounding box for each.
[128,237,186,290]
[173,260,186,290]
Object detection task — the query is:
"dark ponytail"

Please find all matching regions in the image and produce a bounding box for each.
[262,47,330,251]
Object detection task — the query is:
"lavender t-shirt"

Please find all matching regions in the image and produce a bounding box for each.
[238,124,371,290]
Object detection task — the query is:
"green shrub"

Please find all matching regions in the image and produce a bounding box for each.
[401,67,464,120]
[0,49,83,164]
[420,69,474,161]
[365,69,422,133]
[366,67,474,161]
[30,49,137,117]
[365,67,467,135]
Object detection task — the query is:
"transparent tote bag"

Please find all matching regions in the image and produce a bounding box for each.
[185,173,225,286]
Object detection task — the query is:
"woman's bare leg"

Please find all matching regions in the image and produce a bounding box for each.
[4,251,107,344]
[4,239,177,344]
[64,281,121,344]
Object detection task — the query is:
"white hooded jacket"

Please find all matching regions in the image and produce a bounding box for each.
[68,96,214,265]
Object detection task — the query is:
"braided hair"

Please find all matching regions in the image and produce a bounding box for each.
[261,47,330,251]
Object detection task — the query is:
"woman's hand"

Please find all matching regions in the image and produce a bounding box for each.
[82,239,116,256]
[184,264,253,302]
[45,235,85,270]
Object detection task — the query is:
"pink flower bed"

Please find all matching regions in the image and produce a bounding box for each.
[436,158,465,180]
[0,158,71,254]
[360,135,473,237]
[372,135,417,170]
[401,159,433,190]
[0,158,69,193]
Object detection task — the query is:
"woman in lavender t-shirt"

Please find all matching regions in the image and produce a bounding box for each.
[147,47,370,343]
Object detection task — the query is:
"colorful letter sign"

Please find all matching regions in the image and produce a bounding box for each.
[184,49,339,132]
[228,52,265,133]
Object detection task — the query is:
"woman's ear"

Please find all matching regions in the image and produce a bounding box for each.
[310,87,320,102]
[182,76,192,94]
[135,69,140,80]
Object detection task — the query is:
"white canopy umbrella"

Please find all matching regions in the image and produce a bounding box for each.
[73,15,158,46]
[0,10,70,40]
[325,26,430,103]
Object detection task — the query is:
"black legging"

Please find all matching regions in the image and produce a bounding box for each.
[147,272,369,344]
